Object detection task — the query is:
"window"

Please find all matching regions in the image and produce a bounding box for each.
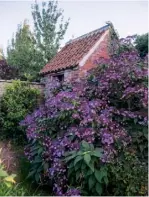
[57,74,64,82]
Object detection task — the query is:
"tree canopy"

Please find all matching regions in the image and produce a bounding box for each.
[31,0,69,65]
[6,1,69,81]
[135,33,148,58]
[7,20,38,80]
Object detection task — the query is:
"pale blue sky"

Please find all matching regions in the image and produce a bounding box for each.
[0,1,148,54]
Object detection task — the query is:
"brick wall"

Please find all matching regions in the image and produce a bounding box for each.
[79,31,109,77]
[0,80,44,98]
[62,30,110,81]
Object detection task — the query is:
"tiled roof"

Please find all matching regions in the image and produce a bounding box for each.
[40,24,110,75]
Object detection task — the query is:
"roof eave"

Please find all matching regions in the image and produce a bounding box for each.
[39,64,79,76]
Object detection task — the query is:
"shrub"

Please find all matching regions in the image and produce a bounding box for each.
[119,34,148,58]
[0,60,18,80]
[21,50,148,195]
[135,33,148,58]
[0,80,40,144]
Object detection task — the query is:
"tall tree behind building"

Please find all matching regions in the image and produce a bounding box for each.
[7,20,39,81]
[31,1,69,66]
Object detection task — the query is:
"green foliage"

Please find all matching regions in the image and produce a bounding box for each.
[65,141,108,195]
[0,80,40,144]
[0,149,16,188]
[108,151,148,196]
[7,1,69,81]
[7,20,40,81]
[0,148,17,194]
[32,1,69,65]
[135,33,148,58]
[25,141,45,184]
[0,179,46,196]
[0,145,49,196]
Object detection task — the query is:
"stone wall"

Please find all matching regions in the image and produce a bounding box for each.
[0,80,45,98]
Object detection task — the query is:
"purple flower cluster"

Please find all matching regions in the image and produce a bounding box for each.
[101,132,114,145]
[101,146,117,163]
[65,188,81,196]
[21,50,148,195]
[69,127,95,143]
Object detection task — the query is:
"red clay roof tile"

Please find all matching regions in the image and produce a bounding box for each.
[40,24,109,75]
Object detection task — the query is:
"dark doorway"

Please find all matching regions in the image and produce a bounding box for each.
[57,74,64,82]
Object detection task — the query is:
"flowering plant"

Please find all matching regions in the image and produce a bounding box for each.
[21,49,148,195]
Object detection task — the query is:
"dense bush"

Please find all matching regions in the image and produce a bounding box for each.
[21,50,148,195]
[0,60,18,80]
[135,33,148,58]
[0,80,40,144]
[119,34,148,58]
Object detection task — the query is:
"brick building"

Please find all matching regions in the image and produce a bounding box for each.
[40,24,118,82]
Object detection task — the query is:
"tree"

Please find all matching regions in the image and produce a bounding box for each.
[135,33,148,58]
[7,20,40,81]
[0,47,5,60]
[31,1,69,66]
[6,1,69,81]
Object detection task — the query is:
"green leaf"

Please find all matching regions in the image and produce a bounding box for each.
[65,154,76,162]
[82,141,90,150]
[43,162,49,171]
[144,133,148,139]
[139,145,144,152]
[96,182,103,195]
[87,162,94,172]
[84,154,91,165]
[81,163,86,170]
[86,169,93,176]
[68,161,74,168]
[92,148,103,157]
[68,167,74,177]
[37,165,43,173]
[0,169,8,177]
[34,156,42,163]
[35,173,40,183]
[38,147,43,154]
[77,151,83,156]
[74,161,82,171]
[103,176,109,185]
[74,156,83,166]
[88,175,96,190]
[4,182,12,188]
[27,170,36,179]
[89,143,94,151]
[76,170,80,180]
[95,169,104,183]
[64,150,76,157]
[143,127,148,139]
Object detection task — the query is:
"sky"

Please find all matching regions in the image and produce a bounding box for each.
[0,0,148,54]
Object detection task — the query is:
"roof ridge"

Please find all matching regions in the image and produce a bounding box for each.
[66,24,110,45]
